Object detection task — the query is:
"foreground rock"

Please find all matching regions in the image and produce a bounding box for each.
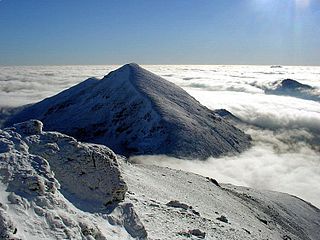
[6,119,128,207]
[0,120,146,239]
[6,63,251,159]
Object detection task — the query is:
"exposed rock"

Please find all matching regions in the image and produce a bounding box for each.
[166,200,200,216]
[189,229,206,238]
[178,229,206,239]
[206,177,221,187]
[216,215,229,223]
[6,63,251,159]
[166,200,190,210]
[257,217,268,225]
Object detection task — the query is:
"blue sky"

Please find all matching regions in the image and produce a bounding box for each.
[0,0,319,65]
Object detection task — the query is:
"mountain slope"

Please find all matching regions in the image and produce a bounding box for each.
[1,120,319,240]
[122,163,320,240]
[6,63,251,159]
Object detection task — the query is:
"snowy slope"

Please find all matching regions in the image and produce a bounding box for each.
[122,162,320,240]
[6,63,251,159]
[0,120,319,240]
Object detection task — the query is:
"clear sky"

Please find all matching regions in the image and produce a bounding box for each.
[0,0,319,65]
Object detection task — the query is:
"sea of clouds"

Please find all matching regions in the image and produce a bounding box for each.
[0,64,320,207]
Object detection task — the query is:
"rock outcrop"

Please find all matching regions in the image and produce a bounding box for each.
[6,63,251,159]
[4,119,127,207]
[0,120,144,239]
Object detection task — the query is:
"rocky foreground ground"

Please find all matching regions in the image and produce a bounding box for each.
[0,120,319,239]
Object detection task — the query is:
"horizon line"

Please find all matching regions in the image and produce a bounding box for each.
[1,63,320,67]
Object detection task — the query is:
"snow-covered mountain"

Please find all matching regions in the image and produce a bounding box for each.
[6,63,251,159]
[1,120,319,240]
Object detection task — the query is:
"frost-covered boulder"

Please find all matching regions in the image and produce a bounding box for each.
[4,120,127,206]
[0,120,144,239]
[0,126,58,198]
[7,63,251,159]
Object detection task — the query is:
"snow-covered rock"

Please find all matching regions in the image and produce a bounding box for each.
[6,63,251,159]
[0,120,146,239]
[5,120,127,207]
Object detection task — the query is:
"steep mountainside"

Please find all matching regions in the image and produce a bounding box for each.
[6,63,251,159]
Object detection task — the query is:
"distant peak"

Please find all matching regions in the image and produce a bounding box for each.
[280,79,312,90]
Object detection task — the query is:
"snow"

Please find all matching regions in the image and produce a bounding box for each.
[0,120,319,239]
[6,63,251,159]
[122,162,320,240]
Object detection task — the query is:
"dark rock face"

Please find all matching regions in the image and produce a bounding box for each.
[6,63,251,159]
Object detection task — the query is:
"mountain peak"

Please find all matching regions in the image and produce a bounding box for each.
[7,64,251,159]
[125,62,140,68]
[113,62,141,73]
